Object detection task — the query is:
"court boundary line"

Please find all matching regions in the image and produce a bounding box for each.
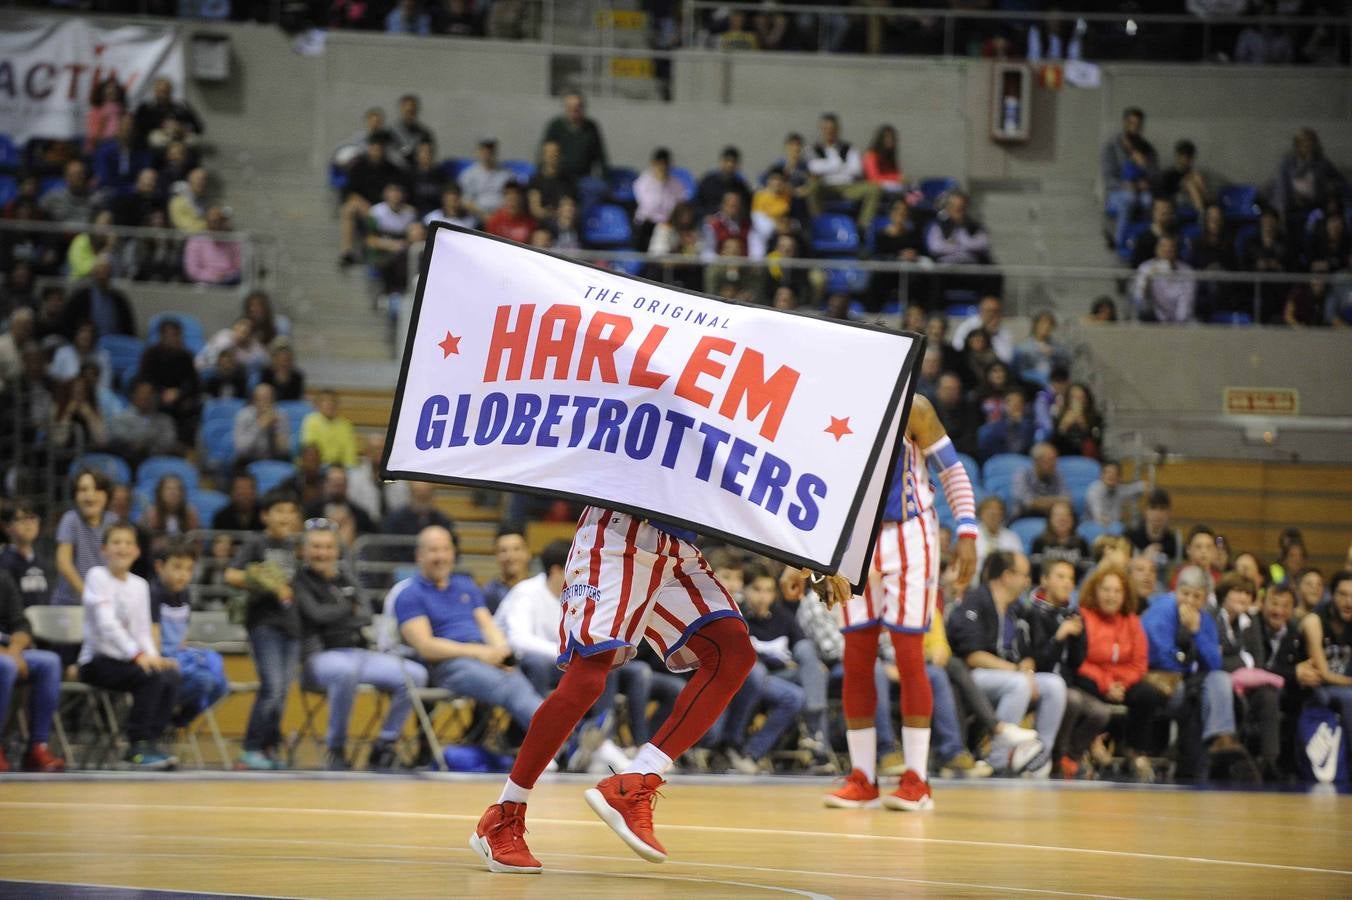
[1,829,1142,899]
[3,799,1348,879]
[0,849,830,900]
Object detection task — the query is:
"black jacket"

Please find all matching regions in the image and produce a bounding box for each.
[1213,608,1267,674]
[0,570,27,648]
[293,566,368,660]
[948,584,1024,665]
[1019,590,1084,675]
[64,284,136,339]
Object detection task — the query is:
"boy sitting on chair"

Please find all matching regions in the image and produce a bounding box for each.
[78,522,182,770]
[151,538,228,728]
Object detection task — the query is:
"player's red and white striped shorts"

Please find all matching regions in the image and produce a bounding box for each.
[557,506,742,673]
[838,508,939,634]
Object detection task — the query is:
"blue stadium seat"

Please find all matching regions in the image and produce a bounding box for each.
[1178,222,1202,261]
[583,204,633,249]
[69,452,132,486]
[932,490,956,532]
[38,175,62,197]
[865,214,891,253]
[0,135,19,169]
[1208,311,1253,325]
[577,175,608,209]
[136,456,200,494]
[97,335,146,389]
[1077,520,1108,546]
[202,396,246,428]
[982,453,1033,506]
[147,311,206,355]
[1219,184,1260,224]
[811,213,860,255]
[247,459,298,494]
[1009,517,1047,554]
[277,400,314,454]
[606,166,638,204]
[918,177,960,210]
[1058,456,1102,514]
[0,174,16,208]
[201,418,235,471]
[1232,223,1258,261]
[502,159,535,184]
[439,158,471,182]
[1118,221,1151,262]
[823,265,871,296]
[608,259,643,276]
[670,167,695,202]
[190,489,230,524]
[327,163,348,192]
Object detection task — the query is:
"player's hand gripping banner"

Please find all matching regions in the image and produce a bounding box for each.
[383,225,924,590]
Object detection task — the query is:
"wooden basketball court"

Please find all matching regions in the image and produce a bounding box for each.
[1,774,1348,898]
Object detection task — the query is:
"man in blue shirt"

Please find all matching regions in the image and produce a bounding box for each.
[1140,564,1251,780]
[392,526,541,737]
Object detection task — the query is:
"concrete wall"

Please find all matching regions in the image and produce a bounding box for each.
[171,24,1351,189]
[1082,324,1352,463]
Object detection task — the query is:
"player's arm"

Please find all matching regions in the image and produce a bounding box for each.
[907,394,978,590]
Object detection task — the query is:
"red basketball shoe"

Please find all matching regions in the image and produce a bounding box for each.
[823,768,881,808]
[883,770,934,812]
[469,802,542,874]
[585,773,668,862]
[22,743,65,773]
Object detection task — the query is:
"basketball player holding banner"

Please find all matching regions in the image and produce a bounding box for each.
[823,393,979,811]
[471,507,851,873]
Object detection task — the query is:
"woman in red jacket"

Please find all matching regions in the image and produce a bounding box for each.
[1074,564,1167,780]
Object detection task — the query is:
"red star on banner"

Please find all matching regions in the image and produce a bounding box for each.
[437,331,461,358]
[825,416,853,442]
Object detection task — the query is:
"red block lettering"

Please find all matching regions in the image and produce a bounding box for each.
[577,312,634,384]
[629,325,671,389]
[675,336,734,409]
[719,349,800,442]
[483,304,535,382]
[530,305,582,380]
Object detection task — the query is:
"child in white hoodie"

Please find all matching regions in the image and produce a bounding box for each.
[78,521,182,770]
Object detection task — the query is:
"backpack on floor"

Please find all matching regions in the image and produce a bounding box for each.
[1296,704,1350,787]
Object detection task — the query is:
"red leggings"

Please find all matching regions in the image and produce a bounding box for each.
[841,625,932,724]
[509,616,755,789]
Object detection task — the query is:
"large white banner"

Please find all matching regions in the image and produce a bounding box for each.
[383,226,924,589]
[0,19,184,143]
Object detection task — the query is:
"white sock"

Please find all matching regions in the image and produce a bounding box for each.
[498,778,530,805]
[846,727,877,782]
[621,742,672,777]
[902,726,931,782]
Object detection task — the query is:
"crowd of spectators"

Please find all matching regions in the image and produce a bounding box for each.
[1,76,249,297]
[331,95,1003,316]
[5,451,1349,785]
[685,2,1348,65]
[1103,107,1350,325]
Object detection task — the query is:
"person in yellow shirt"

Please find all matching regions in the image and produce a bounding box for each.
[300,390,358,468]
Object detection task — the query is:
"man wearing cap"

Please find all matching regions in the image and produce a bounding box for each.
[695,146,752,218]
[1140,564,1256,781]
[459,138,512,220]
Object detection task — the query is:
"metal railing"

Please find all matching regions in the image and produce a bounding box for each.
[0,218,279,296]
[507,247,1352,326]
[684,2,1352,63]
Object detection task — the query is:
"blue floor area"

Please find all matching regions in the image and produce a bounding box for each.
[0,881,271,899]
